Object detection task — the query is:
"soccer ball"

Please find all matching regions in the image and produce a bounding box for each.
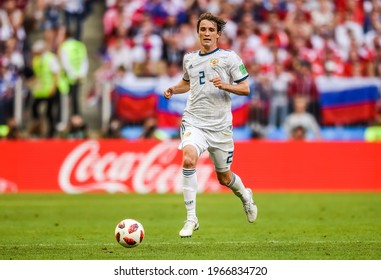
[115,219,145,248]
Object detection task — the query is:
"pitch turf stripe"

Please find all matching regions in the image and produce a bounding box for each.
[150,240,381,245]
[2,240,380,247]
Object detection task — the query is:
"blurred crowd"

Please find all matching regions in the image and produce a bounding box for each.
[1,0,381,141]
[98,0,381,140]
[0,0,93,139]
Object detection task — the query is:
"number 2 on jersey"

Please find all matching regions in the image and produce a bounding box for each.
[199,71,205,85]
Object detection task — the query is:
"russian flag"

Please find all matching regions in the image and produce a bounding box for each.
[316,77,380,125]
[154,74,189,128]
[113,75,157,123]
[231,93,251,127]
[156,93,188,127]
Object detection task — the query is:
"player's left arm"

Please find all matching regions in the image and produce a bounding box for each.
[213,78,250,96]
[210,51,250,96]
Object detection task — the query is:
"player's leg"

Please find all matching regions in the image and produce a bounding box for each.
[216,169,257,223]
[179,144,200,237]
[208,136,257,223]
[182,145,199,220]
[178,125,207,237]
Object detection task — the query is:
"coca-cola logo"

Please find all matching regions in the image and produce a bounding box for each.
[59,140,221,194]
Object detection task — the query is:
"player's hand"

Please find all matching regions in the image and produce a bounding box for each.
[164,87,174,99]
[210,77,224,90]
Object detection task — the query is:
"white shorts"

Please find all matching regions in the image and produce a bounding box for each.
[178,122,234,172]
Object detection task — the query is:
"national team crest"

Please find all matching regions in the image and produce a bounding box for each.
[184,131,191,138]
[210,58,219,67]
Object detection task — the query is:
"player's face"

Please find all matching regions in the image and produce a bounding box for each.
[198,19,220,53]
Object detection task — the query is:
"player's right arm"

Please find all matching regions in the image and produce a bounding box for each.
[164,79,190,99]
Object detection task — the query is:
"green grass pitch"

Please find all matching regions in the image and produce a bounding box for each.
[0,192,380,260]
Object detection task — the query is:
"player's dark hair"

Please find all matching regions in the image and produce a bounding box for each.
[196,12,226,34]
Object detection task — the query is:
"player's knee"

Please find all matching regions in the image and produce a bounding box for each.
[182,156,197,169]
[218,177,230,186]
[217,174,231,186]
[216,169,233,186]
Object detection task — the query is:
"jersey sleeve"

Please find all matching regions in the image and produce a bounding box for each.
[228,51,248,83]
[182,53,190,81]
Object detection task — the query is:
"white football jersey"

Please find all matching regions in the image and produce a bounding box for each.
[182,48,248,131]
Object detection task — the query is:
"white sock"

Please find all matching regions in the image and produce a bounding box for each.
[182,168,198,221]
[227,173,249,203]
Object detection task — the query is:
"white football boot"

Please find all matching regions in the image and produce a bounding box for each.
[179,219,199,238]
[243,188,257,223]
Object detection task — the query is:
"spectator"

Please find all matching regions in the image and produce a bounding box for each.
[315,45,345,77]
[371,43,381,77]
[232,12,261,65]
[29,39,61,138]
[2,37,25,73]
[1,1,26,44]
[131,21,163,76]
[63,0,88,40]
[310,0,335,30]
[364,5,381,39]
[311,26,344,76]
[233,0,257,23]
[343,44,372,77]
[335,10,364,55]
[15,0,30,10]
[283,95,321,140]
[285,0,313,40]
[247,64,270,131]
[256,0,288,22]
[260,11,289,49]
[267,62,292,128]
[185,0,208,15]
[161,14,185,66]
[103,0,143,45]
[107,32,134,72]
[218,4,237,42]
[156,62,184,94]
[290,125,307,140]
[86,53,115,108]
[142,0,169,27]
[254,32,289,73]
[287,59,321,124]
[335,0,365,25]
[0,57,17,139]
[0,3,13,42]
[288,35,319,69]
[62,114,88,139]
[104,117,123,138]
[311,23,337,52]
[58,29,89,117]
[177,12,199,52]
[36,0,66,51]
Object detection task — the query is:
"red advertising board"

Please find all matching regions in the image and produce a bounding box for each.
[0,140,380,193]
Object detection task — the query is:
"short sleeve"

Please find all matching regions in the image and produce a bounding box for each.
[228,51,248,83]
[182,53,190,81]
